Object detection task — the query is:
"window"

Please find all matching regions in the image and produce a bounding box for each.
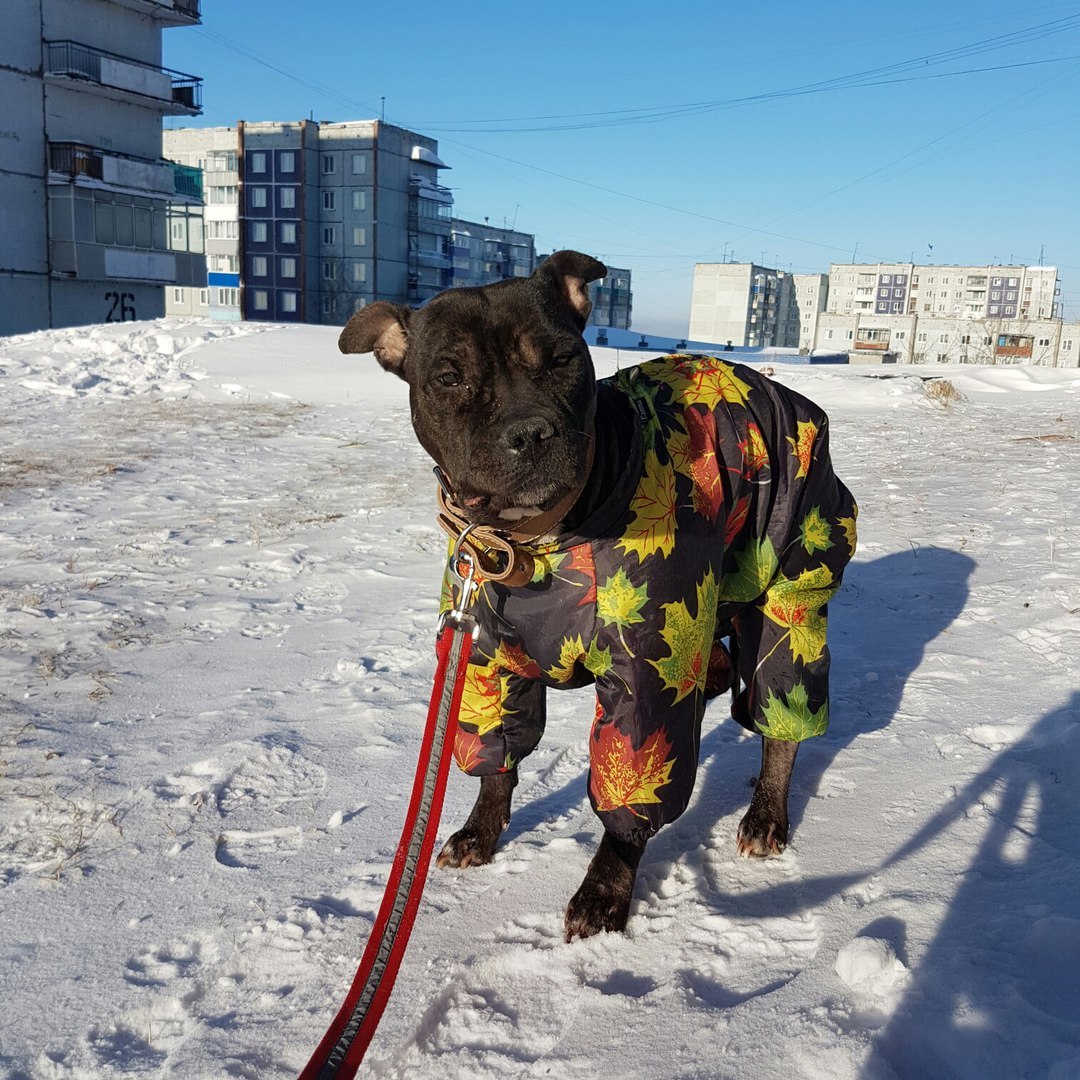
[352,261,366,283]
[215,287,239,307]
[323,226,337,245]
[961,335,971,345]
[826,330,834,339]
[281,222,296,244]
[249,152,267,173]
[251,187,268,208]
[351,153,367,175]
[881,274,892,284]
[323,294,335,315]
[252,256,267,277]
[1063,339,1073,350]
[352,226,367,247]
[209,220,238,239]
[989,305,999,315]
[170,220,186,242]
[251,221,268,243]
[322,154,336,174]
[210,152,237,171]
[173,288,183,302]
[199,289,208,307]
[352,190,367,211]
[323,260,337,280]
[252,290,269,311]
[209,185,238,204]
[280,257,296,278]
[1005,306,1015,316]
[279,151,295,173]
[280,187,296,209]
[281,291,297,313]
[323,190,336,211]
[917,332,928,342]
[1037,337,1051,347]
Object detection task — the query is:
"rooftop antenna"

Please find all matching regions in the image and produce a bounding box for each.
[511,203,521,230]
[380,96,386,122]
[851,241,859,263]
[1039,243,1045,266]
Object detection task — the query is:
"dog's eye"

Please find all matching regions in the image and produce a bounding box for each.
[434,369,461,387]
[552,353,575,368]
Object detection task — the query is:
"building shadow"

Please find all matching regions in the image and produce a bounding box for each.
[861,691,1080,1079]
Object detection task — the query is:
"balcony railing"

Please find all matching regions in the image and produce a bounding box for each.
[46,40,202,114]
[49,141,203,201]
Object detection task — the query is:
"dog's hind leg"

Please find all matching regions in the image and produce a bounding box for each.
[436,769,518,868]
[564,830,646,941]
[737,737,798,857]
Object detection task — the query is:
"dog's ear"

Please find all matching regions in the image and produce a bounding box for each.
[537,250,607,330]
[338,301,411,379]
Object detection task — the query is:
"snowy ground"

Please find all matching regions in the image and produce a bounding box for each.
[1,320,1079,1080]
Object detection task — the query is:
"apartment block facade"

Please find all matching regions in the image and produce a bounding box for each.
[690,262,819,348]
[589,265,633,330]
[1,0,206,335]
[165,120,451,324]
[450,219,535,288]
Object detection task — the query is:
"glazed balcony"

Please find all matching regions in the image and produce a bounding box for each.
[48,141,203,202]
[45,40,202,115]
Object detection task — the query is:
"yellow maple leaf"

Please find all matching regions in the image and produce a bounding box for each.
[590,725,676,818]
[786,419,818,479]
[546,634,585,683]
[740,422,770,476]
[762,565,837,665]
[647,355,752,409]
[838,514,858,557]
[458,662,507,736]
[648,568,719,703]
[616,450,677,564]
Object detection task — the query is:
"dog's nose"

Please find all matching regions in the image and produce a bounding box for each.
[502,416,556,455]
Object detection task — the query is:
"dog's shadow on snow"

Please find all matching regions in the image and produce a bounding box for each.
[646,545,976,887]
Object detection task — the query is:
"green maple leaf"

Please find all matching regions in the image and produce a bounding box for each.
[762,565,837,665]
[596,568,649,656]
[648,568,718,703]
[757,683,829,741]
[718,536,779,603]
[584,638,613,678]
[799,506,834,555]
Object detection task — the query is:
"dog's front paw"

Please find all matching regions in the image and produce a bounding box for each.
[564,877,633,942]
[736,804,788,858]
[436,827,499,869]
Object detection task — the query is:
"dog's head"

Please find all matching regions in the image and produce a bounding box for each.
[339,250,607,526]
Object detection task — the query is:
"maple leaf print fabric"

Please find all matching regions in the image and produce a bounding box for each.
[440,355,856,844]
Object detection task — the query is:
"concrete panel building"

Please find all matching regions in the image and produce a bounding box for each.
[1,0,206,335]
[689,263,795,348]
[450,220,535,288]
[589,265,633,330]
[165,120,451,324]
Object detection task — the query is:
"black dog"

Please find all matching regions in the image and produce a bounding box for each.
[339,252,856,941]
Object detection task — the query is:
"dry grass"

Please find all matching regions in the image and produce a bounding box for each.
[921,378,965,407]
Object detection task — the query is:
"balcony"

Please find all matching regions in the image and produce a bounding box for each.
[45,40,202,115]
[107,0,201,24]
[48,141,203,201]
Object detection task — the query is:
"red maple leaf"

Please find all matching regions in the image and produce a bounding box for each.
[684,407,723,523]
[566,544,597,607]
[724,494,751,545]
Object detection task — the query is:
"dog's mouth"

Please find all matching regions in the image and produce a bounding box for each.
[454,477,573,528]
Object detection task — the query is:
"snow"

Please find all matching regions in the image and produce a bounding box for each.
[2,319,1080,1079]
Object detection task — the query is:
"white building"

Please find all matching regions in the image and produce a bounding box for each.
[1,0,206,335]
[689,263,794,348]
[163,126,239,319]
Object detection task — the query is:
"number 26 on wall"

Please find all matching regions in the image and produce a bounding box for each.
[105,292,136,322]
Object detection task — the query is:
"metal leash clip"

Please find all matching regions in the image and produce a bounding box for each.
[438,525,481,639]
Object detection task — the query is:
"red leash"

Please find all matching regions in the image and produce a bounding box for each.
[299,544,479,1079]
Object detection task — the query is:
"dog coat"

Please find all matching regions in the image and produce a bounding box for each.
[441,355,857,845]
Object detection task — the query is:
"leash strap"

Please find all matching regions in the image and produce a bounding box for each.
[298,607,475,1079]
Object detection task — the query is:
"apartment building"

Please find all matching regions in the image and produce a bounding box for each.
[589,265,633,330]
[450,219,535,288]
[163,125,238,318]
[826,262,1061,322]
[1,0,206,335]
[165,120,451,324]
[690,263,828,350]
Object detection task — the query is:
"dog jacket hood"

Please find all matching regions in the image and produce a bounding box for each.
[440,355,857,844]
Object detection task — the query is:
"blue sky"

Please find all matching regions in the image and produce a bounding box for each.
[164,1,1080,334]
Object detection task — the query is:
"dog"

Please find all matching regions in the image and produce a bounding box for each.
[339,251,857,941]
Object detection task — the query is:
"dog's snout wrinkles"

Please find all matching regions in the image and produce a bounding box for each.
[502,416,555,455]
